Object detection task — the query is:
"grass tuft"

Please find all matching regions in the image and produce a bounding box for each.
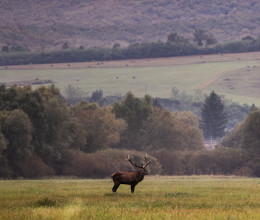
[165,192,197,198]
[34,197,64,207]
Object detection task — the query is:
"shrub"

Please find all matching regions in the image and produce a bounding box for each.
[20,155,54,178]
[234,166,254,177]
[186,151,218,175]
[151,150,185,175]
[62,149,163,178]
[152,148,249,176]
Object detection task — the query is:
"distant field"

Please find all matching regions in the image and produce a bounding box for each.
[0,177,259,219]
[0,52,260,105]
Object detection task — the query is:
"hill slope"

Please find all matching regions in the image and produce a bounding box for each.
[0,0,259,51]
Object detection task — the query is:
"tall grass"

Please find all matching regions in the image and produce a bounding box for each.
[0,177,259,219]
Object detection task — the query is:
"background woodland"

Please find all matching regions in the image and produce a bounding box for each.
[0,85,259,178]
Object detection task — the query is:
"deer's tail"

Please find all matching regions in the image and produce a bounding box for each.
[110,172,116,179]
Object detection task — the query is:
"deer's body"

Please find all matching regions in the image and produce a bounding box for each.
[111,155,151,193]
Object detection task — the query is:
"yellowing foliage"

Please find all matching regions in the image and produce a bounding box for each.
[143,109,204,150]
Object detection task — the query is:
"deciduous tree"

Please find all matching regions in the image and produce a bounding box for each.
[193,29,217,47]
[112,92,153,149]
[2,109,33,174]
[143,109,204,150]
[241,108,260,155]
[72,101,126,152]
[221,107,260,176]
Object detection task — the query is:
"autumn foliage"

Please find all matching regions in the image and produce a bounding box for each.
[0,85,259,177]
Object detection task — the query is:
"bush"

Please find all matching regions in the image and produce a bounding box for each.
[20,155,54,178]
[185,151,213,175]
[233,166,254,177]
[0,166,13,178]
[151,150,185,175]
[152,148,249,176]
[62,149,163,178]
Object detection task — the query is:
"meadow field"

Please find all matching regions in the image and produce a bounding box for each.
[0,52,260,105]
[0,176,259,220]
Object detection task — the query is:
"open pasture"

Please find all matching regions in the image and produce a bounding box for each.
[0,176,259,219]
[206,66,260,104]
[0,52,260,105]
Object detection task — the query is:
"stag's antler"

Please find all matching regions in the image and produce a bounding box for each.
[126,154,151,169]
[126,155,143,169]
[142,153,151,168]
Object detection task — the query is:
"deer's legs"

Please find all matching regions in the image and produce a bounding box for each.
[131,184,136,193]
[112,183,120,192]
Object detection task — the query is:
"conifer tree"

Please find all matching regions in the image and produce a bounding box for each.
[200,91,227,139]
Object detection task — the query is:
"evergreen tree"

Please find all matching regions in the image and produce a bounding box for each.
[200,91,227,139]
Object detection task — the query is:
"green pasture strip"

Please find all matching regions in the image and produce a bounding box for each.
[205,66,260,105]
[0,177,259,219]
[0,60,259,105]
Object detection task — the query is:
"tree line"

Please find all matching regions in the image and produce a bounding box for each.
[1,31,260,66]
[0,84,259,178]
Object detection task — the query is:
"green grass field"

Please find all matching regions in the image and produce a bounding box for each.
[0,177,259,220]
[1,52,260,105]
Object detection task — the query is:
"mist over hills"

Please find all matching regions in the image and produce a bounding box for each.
[0,0,259,51]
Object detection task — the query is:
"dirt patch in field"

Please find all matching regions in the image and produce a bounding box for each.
[1,51,260,70]
[199,71,227,89]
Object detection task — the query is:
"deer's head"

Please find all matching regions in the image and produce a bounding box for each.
[126,154,151,175]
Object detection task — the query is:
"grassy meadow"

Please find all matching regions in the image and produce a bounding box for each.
[0,52,260,105]
[0,176,259,219]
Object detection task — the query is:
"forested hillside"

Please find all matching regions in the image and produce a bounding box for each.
[0,0,259,51]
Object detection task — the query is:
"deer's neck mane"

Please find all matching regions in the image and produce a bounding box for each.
[136,170,145,181]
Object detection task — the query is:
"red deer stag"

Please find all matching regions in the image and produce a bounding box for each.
[111,154,151,193]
